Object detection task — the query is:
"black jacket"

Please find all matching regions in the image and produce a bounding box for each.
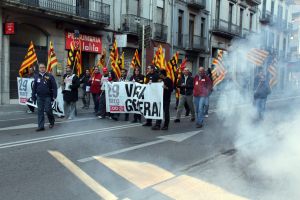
[32,72,57,100]
[145,72,159,83]
[163,77,174,102]
[254,81,271,99]
[62,74,80,102]
[177,75,194,96]
[79,73,91,90]
[130,74,145,84]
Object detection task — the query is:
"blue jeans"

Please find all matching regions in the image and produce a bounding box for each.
[37,96,55,128]
[255,98,267,120]
[194,96,207,125]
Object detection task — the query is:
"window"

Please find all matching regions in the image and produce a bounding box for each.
[201,18,206,37]
[250,13,253,31]
[229,3,234,31]
[189,14,195,47]
[216,0,220,21]
[240,8,244,30]
[271,1,274,15]
[178,10,184,46]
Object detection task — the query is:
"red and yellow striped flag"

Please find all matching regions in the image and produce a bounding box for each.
[74,49,82,76]
[130,49,141,69]
[212,50,226,88]
[97,49,106,68]
[19,41,38,77]
[268,57,278,88]
[175,58,187,100]
[152,45,165,69]
[46,41,58,73]
[166,52,179,83]
[67,41,76,67]
[118,52,125,70]
[110,39,121,79]
[247,48,269,66]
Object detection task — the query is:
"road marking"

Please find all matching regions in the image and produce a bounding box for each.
[95,157,175,189]
[49,150,118,200]
[153,175,248,200]
[0,124,141,149]
[0,116,36,122]
[0,123,37,131]
[78,131,201,163]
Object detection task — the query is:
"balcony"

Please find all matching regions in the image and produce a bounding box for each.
[259,10,273,24]
[211,19,240,38]
[187,0,206,10]
[245,0,261,6]
[153,23,168,42]
[176,34,207,51]
[1,0,110,26]
[121,14,151,35]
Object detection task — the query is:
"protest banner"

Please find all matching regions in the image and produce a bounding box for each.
[17,77,64,116]
[105,82,164,120]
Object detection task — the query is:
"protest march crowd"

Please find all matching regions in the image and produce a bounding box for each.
[18,39,271,132]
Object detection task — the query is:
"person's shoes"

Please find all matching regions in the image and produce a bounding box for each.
[196,124,203,128]
[68,117,73,120]
[142,123,152,127]
[161,126,168,130]
[112,117,119,121]
[131,119,138,123]
[174,119,180,123]
[191,118,195,122]
[85,106,89,110]
[49,123,54,129]
[152,125,161,130]
[27,110,34,114]
[36,127,45,132]
[185,112,190,116]
[98,115,104,119]
[205,114,209,118]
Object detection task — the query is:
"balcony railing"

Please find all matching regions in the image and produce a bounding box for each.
[187,0,206,9]
[211,19,240,37]
[153,23,168,42]
[2,0,110,25]
[259,10,273,24]
[121,14,151,35]
[245,0,261,5]
[176,34,207,51]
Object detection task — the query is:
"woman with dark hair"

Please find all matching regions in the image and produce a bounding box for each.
[129,67,144,123]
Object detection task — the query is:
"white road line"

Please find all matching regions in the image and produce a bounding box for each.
[0,117,36,122]
[0,124,141,149]
[0,123,37,131]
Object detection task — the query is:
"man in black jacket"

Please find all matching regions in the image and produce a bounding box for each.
[143,66,160,126]
[174,68,195,122]
[79,69,91,109]
[32,63,57,131]
[152,69,173,130]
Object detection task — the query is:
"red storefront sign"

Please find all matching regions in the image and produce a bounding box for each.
[4,22,15,35]
[65,32,102,53]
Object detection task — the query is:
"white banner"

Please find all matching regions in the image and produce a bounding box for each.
[17,77,65,116]
[105,82,164,120]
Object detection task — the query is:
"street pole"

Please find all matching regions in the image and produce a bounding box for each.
[142,24,145,75]
[171,0,174,56]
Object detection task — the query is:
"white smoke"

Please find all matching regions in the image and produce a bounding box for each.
[213,29,300,199]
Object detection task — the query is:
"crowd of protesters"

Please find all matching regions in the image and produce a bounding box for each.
[29,62,270,132]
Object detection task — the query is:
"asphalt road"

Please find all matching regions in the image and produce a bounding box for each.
[0,95,299,200]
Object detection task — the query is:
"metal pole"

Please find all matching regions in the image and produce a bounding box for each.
[142,24,145,75]
[171,0,174,56]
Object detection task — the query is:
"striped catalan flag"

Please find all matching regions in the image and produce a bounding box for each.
[118,52,125,70]
[46,41,58,73]
[166,52,179,83]
[67,41,76,68]
[175,58,187,100]
[97,49,106,68]
[19,41,38,77]
[211,50,226,88]
[130,49,141,69]
[110,39,121,79]
[247,48,269,66]
[74,49,82,76]
[268,56,278,88]
[152,45,165,69]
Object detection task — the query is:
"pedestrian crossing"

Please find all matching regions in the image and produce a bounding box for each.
[49,150,249,200]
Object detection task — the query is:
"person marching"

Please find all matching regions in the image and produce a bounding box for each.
[129,67,144,123]
[24,66,36,114]
[98,67,113,119]
[193,66,212,128]
[79,69,91,109]
[143,66,160,127]
[174,67,195,123]
[90,66,102,114]
[62,66,80,120]
[32,63,57,131]
[152,69,173,130]
[253,72,271,121]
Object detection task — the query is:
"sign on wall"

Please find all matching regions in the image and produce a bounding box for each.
[4,22,15,35]
[65,32,102,53]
